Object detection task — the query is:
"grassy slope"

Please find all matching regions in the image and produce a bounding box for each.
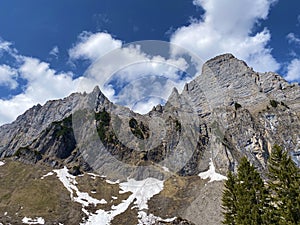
[0,160,83,224]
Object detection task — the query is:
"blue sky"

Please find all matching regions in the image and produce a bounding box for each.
[0,0,300,125]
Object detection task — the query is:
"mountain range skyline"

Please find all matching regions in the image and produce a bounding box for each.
[0,0,300,126]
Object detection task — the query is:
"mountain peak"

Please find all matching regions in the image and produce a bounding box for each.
[206,53,236,64]
[92,85,101,94]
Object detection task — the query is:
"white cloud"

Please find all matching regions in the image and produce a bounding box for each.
[82,41,191,112]
[113,73,186,111]
[171,0,279,72]
[0,34,189,124]
[18,57,76,101]
[131,97,164,114]
[49,46,59,58]
[0,39,20,58]
[69,31,122,61]
[0,40,12,52]
[68,35,193,112]
[0,65,18,89]
[0,36,93,124]
[0,56,79,125]
[285,58,300,81]
[287,33,300,45]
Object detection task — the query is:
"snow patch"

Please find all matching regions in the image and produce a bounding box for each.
[119,178,164,210]
[40,171,54,179]
[87,172,100,177]
[54,167,171,225]
[82,178,165,225]
[198,159,227,183]
[99,199,107,204]
[105,179,120,185]
[54,167,107,207]
[22,217,45,224]
[87,173,101,180]
[137,211,176,225]
[0,161,5,166]
[161,166,170,172]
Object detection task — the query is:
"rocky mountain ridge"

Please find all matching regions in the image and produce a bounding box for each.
[0,53,299,225]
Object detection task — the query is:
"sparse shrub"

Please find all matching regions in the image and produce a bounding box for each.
[129,118,150,140]
[234,102,242,110]
[270,99,279,108]
[175,119,181,132]
[95,109,111,142]
[95,108,110,126]
[14,147,29,157]
[129,118,138,129]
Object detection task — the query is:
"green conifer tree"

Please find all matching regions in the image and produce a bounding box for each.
[222,157,267,225]
[235,157,266,225]
[222,170,237,225]
[267,145,300,225]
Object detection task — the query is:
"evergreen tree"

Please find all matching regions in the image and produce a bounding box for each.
[222,157,267,225]
[267,145,300,225]
[222,147,300,225]
[222,171,237,225]
[235,157,266,225]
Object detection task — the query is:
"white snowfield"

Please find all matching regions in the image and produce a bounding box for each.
[22,217,45,224]
[53,167,107,207]
[119,178,164,210]
[82,177,171,225]
[45,167,176,225]
[198,158,227,183]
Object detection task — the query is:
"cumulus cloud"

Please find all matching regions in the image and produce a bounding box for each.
[285,58,300,81]
[0,54,79,125]
[0,65,18,89]
[287,33,300,46]
[69,31,122,61]
[18,57,76,101]
[81,40,192,111]
[171,0,279,72]
[0,34,192,124]
[132,97,165,114]
[69,33,193,112]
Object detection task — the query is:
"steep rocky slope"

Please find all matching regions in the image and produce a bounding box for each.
[0,54,299,225]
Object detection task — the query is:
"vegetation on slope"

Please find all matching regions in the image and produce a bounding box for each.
[222,145,300,225]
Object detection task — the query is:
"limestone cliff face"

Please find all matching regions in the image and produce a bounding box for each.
[173,54,300,173]
[0,53,299,176]
[0,54,299,225]
[0,93,80,157]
